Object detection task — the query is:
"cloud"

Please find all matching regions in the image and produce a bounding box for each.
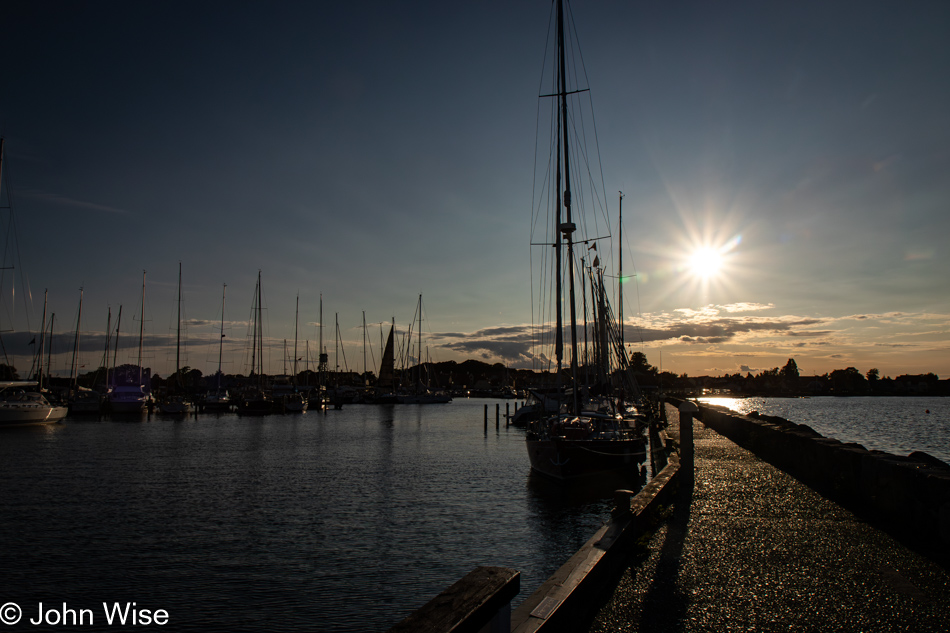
[435,325,536,363]
[625,316,825,345]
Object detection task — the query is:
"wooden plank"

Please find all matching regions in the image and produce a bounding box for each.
[387,566,520,633]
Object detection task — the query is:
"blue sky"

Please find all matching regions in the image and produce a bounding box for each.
[1,0,948,380]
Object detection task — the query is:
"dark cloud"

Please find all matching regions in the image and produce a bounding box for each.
[625,317,825,345]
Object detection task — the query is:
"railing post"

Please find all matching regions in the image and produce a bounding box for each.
[678,400,698,470]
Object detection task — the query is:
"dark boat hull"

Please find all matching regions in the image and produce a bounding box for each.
[526,436,646,482]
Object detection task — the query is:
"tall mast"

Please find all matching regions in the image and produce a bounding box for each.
[38,290,48,390]
[175,262,182,389]
[70,287,84,388]
[101,307,111,389]
[293,294,299,386]
[138,270,145,385]
[47,313,55,382]
[318,294,327,391]
[556,0,580,414]
[112,306,122,380]
[417,294,422,392]
[217,283,226,389]
[256,270,263,380]
[618,191,624,353]
[362,310,367,385]
[250,275,258,380]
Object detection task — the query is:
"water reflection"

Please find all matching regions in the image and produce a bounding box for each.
[698,396,949,463]
[1,400,639,631]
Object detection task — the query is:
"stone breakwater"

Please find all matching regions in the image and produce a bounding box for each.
[690,400,950,566]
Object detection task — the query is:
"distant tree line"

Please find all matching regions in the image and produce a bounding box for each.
[625,354,947,397]
[5,354,946,397]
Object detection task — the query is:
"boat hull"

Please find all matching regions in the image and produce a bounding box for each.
[0,406,62,426]
[526,436,646,482]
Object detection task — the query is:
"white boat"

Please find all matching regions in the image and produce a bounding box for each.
[0,382,68,426]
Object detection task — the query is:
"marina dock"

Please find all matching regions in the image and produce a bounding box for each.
[392,401,950,632]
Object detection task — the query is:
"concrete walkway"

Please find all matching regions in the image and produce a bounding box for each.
[587,405,950,632]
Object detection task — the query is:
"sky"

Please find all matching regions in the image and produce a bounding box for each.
[1,0,948,381]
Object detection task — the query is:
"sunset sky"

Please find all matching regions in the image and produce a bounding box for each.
[1,0,948,380]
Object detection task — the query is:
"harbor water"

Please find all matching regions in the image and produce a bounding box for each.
[1,399,617,632]
[700,395,950,465]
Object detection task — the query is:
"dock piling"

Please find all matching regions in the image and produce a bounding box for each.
[678,400,698,473]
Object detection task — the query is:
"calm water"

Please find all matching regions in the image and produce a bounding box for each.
[0,400,622,632]
[700,396,950,465]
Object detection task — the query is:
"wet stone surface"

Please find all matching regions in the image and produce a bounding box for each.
[587,406,950,632]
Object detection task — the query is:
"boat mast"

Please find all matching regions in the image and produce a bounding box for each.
[293,294,299,386]
[556,0,580,414]
[69,287,83,389]
[138,270,145,385]
[47,313,55,382]
[318,294,327,391]
[417,294,422,392]
[618,191,624,352]
[175,262,182,390]
[217,283,226,390]
[37,290,48,390]
[362,310,367,385]
[112,306,122,381]
[101,307,111,389]
[256,271,263,382]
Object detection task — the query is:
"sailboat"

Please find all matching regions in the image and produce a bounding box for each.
[308,295,329,410]
[0,139,68,426]
[66,287,102,414]
[108,271,150,414]
[396,294,451,404]
[277,295,307,412]
[159,263,193,414]
[237,271,273,415]
[524,0,646,482]
[373,319,399,404]
[202,283,232,412]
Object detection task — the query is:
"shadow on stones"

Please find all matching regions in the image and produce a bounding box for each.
[636,463,694,632]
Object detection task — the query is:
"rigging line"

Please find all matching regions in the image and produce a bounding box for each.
[618,220,646,346]
[566,0,611,245]
[1,158,36,336]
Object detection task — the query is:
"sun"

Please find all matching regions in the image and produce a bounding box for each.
[687,247,724,280]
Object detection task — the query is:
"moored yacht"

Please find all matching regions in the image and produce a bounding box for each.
[0,382,68,426]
